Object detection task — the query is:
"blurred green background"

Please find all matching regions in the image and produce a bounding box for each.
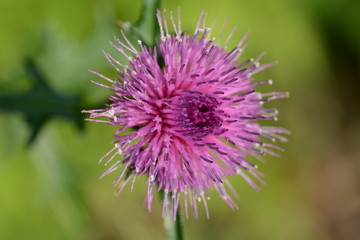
[1,0,360,239]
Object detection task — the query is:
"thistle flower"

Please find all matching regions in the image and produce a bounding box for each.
[83,9,289,219]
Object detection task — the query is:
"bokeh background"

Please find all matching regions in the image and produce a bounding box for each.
[1,0,360,239]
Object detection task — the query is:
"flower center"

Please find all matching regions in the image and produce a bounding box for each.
[178,91,222,138]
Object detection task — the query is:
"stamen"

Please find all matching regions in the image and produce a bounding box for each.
[221,67,237,76]
[102,52,123,72]
[218,18,229,44]
[179,64,185,73]
[224,24,239,48]
[177,8,182,36]
[120,31,138,53]
[216,149,227,155]
[89,69,114,83]
[208,79,218,84]
[169,11,179,36]
[90,80,113,90]
[156,10,165,40]
[196,81,207,86]
[191,74,200,78]
[226,120,237,124]
[238,30,251,48]
[201,156,213,163]
[163,9,170,37]
[203,68,215,76]
[225,138,236,145]
[224,78,238,85]
[207,16,218,37]
[253,79,273,87]
[202,12,207,30]
[109,41,130,59]
[195,9,205,34]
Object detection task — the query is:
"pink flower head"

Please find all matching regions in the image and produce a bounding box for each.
[83,9,289,219]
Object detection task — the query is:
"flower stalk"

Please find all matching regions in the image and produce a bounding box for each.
[161,190,184,240]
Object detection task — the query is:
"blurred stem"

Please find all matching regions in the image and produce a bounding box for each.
[160,190,184,240]
[121,0,160,47]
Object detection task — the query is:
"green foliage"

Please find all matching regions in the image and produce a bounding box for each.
[0,59,83,145]
[121,0,161,47]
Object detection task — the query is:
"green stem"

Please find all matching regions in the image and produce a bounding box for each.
[160,191,184,240]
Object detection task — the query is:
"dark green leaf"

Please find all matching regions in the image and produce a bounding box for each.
[0,59,84,145]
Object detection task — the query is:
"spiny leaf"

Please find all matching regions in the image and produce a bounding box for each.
[0,58,84,145]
